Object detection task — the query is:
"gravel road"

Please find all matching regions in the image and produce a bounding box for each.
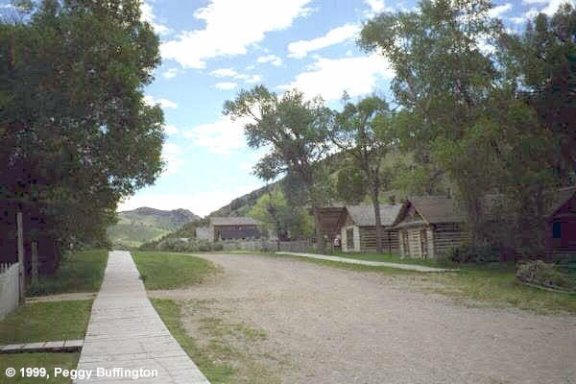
[151,253,576,384]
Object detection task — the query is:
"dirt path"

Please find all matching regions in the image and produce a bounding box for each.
[151,253,576,384]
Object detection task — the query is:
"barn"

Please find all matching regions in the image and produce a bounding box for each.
[209,217,261,241]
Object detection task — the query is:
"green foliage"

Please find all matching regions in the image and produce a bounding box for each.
[140,238,223,253]
[335,167,366,204]
[516,260,576,292]
[249,186,313,240]
[447,243,501,265]
[0,0,164,254]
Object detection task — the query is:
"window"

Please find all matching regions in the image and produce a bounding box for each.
[552,221,562,239]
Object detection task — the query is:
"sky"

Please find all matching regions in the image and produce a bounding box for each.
[2,0,574,217]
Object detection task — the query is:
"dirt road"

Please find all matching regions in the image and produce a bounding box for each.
[151,253,576,384]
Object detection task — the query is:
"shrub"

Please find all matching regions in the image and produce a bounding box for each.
[516,260,576,291]
[448,243,500,264]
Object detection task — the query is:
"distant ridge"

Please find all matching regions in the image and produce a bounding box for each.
[107,207,201,248]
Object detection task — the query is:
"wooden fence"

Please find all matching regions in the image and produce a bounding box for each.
[220,240,313,253]
[0,262,20,320]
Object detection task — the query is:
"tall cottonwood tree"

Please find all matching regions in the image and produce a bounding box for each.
[0,0,164,260]
[224,86,332,252]
[330,95,392,253]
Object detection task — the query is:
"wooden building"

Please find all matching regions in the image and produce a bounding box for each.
[209,217,261,241]
[339,204,402,253]
[547,186,576,255]
[392,196,469,259]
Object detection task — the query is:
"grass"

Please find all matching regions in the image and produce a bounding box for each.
[151,299,236,383]
[26,249,108,297]
[0,353,79,384]
[436,263,576,313]
[328,251,451,267]
[152,298,280,384]
[0,300,92,344]
[132,251,219,290]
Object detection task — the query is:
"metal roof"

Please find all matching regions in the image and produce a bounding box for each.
[210,216,260,226]
[346,204,403,227]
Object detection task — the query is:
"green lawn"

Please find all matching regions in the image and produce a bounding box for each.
[0,353,79,384]
[438,263,576,313]
[132,251,220,290]
[151,299,236,384]
[326,251,451,267]
[0,300,92,344]
[26,249,108,297]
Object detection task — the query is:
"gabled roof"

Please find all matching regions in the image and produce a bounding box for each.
[546,186,576,217]
[399,196,466,225]
[210,216,259,226]
[346,204,402,227]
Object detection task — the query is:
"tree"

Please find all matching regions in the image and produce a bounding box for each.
[0,0,164,267]
[249,186,313,240]
[224,86,332,252]
[329,95,392,253]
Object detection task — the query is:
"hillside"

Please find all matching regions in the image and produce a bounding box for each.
[107,207,201,248]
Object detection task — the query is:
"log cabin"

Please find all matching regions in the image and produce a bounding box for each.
[392,196,469,259]
[339,204,402,253]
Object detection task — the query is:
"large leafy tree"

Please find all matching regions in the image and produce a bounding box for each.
[330,95,392,253]
[359,0,559,253]
[224,86,332,252]
[0,0,164,260]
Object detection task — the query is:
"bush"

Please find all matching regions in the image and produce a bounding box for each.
[448,243,500,264]
[516,260,576,292]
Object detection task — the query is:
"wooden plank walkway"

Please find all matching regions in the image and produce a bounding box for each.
[0,340,83,353]
[276,252,458,272]
[74,250,210,383]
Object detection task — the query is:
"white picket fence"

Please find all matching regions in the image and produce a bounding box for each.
[0,262,20,320]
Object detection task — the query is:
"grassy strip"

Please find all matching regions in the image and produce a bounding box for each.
[151,299,235,383]
[437,264,576,313]
[328,251,450,267]
[132,252,219,290]
[27,249,108,297]
[0,300,92,344]
[0,353,79,384]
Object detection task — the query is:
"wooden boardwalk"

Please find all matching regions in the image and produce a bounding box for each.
[74,251,210,383]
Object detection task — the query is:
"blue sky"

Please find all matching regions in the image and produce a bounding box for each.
[2,0,574,216]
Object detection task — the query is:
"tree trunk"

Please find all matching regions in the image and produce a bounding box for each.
[370,182,383,254]
[312,205,326,254]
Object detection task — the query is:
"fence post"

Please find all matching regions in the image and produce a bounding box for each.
[17,211,25,305]
[32,241,39,283]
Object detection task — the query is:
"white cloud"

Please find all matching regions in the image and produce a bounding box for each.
[257,54,283,66]
[215,82,238,90]
[118,182,263,217]
[164,124,179,135]
[364,0,386,16]
[522,0,549,4]
[162,142,184,175]
[144,95,178,109]
[184,115,253,154]
[288,24,361,59]
[140,1,171,35]
[161,0,313,69]
[279,54,394,101]
[540,0,575,16]
[162,68,180,79]
[488,3,513,18]
[210,68,262,84]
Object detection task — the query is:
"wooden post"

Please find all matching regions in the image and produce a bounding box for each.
[32,241,38,283]
[17,211,25,305]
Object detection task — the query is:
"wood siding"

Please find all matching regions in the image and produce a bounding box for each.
[358,227,399,253]
[433,223,470,256]
[400,223,467,259]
